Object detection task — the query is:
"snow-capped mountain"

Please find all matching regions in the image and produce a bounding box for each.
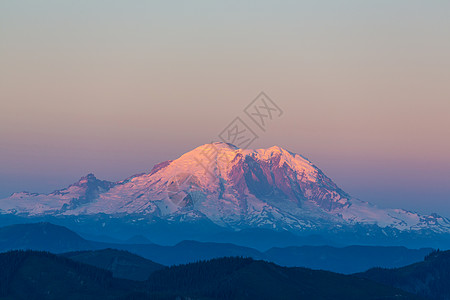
[1,142,449,235]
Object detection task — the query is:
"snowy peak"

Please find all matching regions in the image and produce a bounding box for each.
[1,143,449,236]
[65,173,115,191]
[1,173,116,215]
[0,143,355,218]
[157,142,350,211]
[73,173,99,185]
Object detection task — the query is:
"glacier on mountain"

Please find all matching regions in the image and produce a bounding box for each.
[1,142,449,235]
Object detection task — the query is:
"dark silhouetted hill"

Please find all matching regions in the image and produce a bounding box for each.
[146,256,420,300]
[61,248,164,281]
[357,249,450,300]
[0,250,422,300]
[0,250,146,299]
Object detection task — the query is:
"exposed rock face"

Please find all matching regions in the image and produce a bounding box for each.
[1,143,450,235]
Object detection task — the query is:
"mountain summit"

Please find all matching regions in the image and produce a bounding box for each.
[1,143,449,238]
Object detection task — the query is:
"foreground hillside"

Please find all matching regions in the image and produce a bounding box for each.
[0,250,137,299]
[0,250,418,300]
[357,249,450,300]
[146,257,419,300]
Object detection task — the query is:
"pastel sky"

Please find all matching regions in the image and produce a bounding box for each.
[1,1,450,215]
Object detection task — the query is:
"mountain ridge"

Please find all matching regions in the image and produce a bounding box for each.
[1,143,449,240]
[0,222,433,273]
[357,249,450,299]
[0,250,421,300]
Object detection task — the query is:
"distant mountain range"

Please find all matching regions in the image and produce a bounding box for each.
[0,222,94,253]
[3,222,449,299]
[1,142,450,247]
[0,222,433,274]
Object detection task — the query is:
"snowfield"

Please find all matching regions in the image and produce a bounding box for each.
[1,142,450,234]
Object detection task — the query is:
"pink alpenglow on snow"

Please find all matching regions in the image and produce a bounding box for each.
[1,143,449,235]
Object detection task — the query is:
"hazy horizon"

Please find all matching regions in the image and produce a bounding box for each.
[1,1,450,215]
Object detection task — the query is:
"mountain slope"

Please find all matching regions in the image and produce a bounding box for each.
[0,250,136,300]
[0,250,420,300]
[0,223,432,273]
[1,174,115,215]
[357,249,450,300]
[61,249,165,281]
[1,143,449,239]
[265,245,432,274]
[0,222,94,253]
[146,256,420,299]
[0,223,263,266]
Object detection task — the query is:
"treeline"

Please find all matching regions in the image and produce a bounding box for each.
[147,256,255,299]
[0,250,114,297]
[0,250,418,300]
[359,249,450,300]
